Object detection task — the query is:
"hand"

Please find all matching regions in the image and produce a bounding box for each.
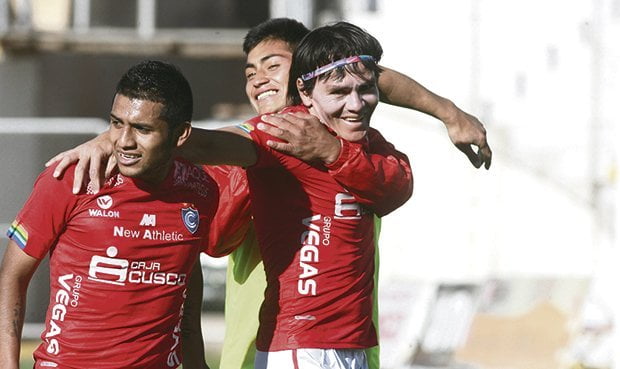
[258,112,341,164]
[443,108,492,169]
[45,132,115,194]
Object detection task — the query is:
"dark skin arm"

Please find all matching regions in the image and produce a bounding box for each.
[378,67,492,169]
[46,126,257,194]
[0,240,40,369]
[259,67,492,170]
[181,259,210,369]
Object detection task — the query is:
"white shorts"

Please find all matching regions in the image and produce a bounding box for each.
[254,348,368,369]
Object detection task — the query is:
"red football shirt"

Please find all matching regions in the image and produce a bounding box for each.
[240,105,413,351]
[8,159,218,369]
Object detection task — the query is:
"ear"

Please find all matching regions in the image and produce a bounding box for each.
[296,78,312,107]
[174,122,192,148]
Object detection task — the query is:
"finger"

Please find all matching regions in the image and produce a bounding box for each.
[257,122,289,142]
[287,111,323,128]
[262,114,300,133]
[457,143,483,169]
[479,143,492,170]
[52,156,72,178]
[104,156,118,179]
[265,140,295,155]
[72,160,88,194]
[89,153,104,194]
[46,152,65,168]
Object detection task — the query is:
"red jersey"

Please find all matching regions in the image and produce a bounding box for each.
[7,159,218,369]
[239,105,413,351]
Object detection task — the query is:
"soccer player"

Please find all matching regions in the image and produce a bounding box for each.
[186,21,411,369]
[0,60,217,369]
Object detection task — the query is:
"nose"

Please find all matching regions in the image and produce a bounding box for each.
[117,126,136,149]
[346,91,364,112]
[252,69,270,87]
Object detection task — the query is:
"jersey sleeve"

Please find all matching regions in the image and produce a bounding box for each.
[325,128,413,217]
[201,165,252,257]
[6,165,80,260]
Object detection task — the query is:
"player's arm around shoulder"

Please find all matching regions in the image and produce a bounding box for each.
[176,124,257,167]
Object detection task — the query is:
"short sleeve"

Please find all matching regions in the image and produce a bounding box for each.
[6,165,80,259]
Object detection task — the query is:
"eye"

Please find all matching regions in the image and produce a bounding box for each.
[134,125,152,134]
[267,63,280,71]
[246,71,256,80]
[110,118,122,127]
[359,84,376,95]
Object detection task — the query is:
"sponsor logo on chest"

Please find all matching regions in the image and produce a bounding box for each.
[87,195,120,218]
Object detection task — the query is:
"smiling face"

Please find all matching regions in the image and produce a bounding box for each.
[299,64,379,142]
[244,39,293,114]
[109,94,189,185]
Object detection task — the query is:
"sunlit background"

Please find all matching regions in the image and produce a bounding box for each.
[0,1,618,368]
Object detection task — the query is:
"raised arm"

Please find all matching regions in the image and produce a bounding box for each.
[0,240,41,369]
[378,66,492,169]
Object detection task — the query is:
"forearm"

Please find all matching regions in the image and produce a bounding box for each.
[177,127,257,167]
[0,274,26,368]
[378,66,459,123]
[181,261,209,369]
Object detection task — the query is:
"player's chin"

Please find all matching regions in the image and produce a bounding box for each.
[257,97,285,115]
[117,165,141,179]
[342,130,368,143]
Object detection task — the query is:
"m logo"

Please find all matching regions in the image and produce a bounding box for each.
[96,195,113,210]
[181,206,199,234]
[88,246,129,286]
[334,193,361,219]
[140,214,157,227]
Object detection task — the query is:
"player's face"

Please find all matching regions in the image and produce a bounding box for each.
[245,39,292,114]
[109,94,186,185]
[300,65,379,142]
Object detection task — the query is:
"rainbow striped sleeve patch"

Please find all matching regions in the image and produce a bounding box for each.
[237,122,255,134]
[6,220,28,249]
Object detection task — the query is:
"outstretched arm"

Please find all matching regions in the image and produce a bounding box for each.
[45,125,258,194]
[378,67,492,169]
[0,240,40,369]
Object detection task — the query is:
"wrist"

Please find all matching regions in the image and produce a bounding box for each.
[436,99,460,126]
[322,136,342,165]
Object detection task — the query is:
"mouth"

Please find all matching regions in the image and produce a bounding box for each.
[116,151,141,166]
[256,89,278,101]
[341,116,366,125]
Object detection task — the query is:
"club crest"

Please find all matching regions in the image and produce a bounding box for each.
[181,206,199,234]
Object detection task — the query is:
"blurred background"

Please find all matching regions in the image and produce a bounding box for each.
[0,0,618,368]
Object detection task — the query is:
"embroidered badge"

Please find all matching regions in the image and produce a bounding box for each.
[181,206,199,234]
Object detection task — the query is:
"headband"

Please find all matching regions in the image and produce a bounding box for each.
[300,55,376,81]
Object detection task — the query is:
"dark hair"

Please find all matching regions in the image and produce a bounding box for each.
[287,22,383,105]
[115,60,193,130]
[243,18,310,55]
